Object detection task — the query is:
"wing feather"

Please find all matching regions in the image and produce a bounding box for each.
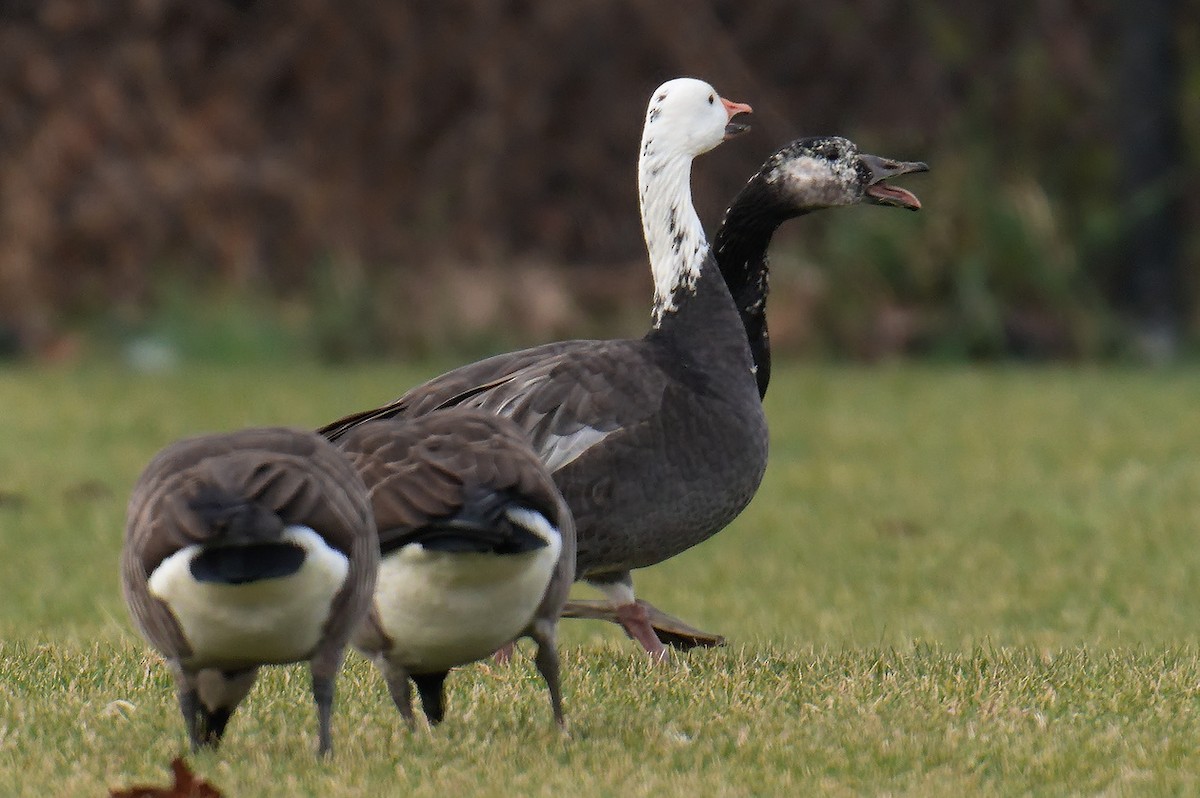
[318,339,668,468]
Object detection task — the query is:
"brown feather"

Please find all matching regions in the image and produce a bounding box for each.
[337,410,567,540]
[122,427,378,662]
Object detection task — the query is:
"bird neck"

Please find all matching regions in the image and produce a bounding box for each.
[638,145,709,328]
[712,178,807,397]
[643,257,761,398]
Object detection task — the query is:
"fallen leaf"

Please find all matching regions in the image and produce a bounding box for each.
[109,758,222,798]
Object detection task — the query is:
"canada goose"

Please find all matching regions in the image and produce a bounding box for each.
[336,409,574,726]
[560,136,928,645]
[320,77,760,660]
[121,427,378,755]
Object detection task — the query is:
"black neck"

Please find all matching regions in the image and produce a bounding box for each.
[712,177,805,398]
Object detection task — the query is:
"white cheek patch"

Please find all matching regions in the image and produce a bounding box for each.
[503,506,561,547]
[367,511,561,673]
[768,154,825,185]
[148,526,350,668]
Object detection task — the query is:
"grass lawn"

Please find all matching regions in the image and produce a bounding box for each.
[2,361,1200,795]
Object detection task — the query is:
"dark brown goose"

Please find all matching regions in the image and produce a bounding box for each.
[562,136,928,644]
[321,78,757,660]
[121,427,378,755]
[335,409,574,727]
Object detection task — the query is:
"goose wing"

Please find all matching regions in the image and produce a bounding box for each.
[338,410,569,552]
[325,339,674,476]
[318,340,592,440]
[457,341,674,473]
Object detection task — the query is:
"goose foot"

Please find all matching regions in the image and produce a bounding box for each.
[613,601,669,661]
[493,642,516,665]
[562,598,726,650]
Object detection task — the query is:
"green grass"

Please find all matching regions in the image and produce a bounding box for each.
[2,362,1200,795]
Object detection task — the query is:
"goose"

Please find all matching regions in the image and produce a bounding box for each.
[335,409,574,727]
[320,77,758,660]
[561,136,928,644]
[715,135,927,398]
[121,427,378,755]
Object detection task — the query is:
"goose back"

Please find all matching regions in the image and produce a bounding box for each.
[336,410,575,604]
[122,427,377,663]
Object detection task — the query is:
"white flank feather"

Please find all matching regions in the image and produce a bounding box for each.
[370,508,561,673]
[147,526,349,667]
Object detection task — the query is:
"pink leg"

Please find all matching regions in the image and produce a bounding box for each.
[613,602,669,662]
[560,598,726,650]
[493,642,516,665]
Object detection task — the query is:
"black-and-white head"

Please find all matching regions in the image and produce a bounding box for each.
[641,77,753,161]
[639,78,753,324]
[760,136,927,213]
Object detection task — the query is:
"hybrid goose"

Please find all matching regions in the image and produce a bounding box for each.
[335,409,574,727]
[321,78,758,660]
[714,135,927,398]
[563,136,928,643]
[121,427,378,755]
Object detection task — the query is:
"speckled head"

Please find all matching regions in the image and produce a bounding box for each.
[639,79,753,326]
[763,136,928,213]
[642,78,753,160]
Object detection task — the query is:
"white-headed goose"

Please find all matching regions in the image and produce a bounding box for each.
[335,409,574,727]
[121,427,378,755]
[320,77,757,661]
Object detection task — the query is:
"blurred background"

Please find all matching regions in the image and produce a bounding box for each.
[0,0,1195,365]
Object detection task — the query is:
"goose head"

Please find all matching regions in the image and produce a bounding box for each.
[761,136,928,216]
[639,78,753,325]
[715,137,928,397]
[641,77,753,159]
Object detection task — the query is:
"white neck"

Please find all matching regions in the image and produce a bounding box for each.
[639,138,710,328]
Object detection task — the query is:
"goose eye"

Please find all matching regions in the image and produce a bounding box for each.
[708,94,715,105]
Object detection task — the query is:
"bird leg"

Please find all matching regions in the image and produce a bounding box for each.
[589,575,670,661]
[561,598,727,650]
[311,672,335,757]
[377,656,417,728]
[613,602,670,661]
[198,706,233,748]
[411,671,448,725]
[493,641,516,665]
[525,620,566,729]
[309,645,349,757]
[173,667,212,751]
[176,684,208,752]
[179,666,258,751]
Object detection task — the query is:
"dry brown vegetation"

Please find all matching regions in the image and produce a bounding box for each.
[0,0,1193,357]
